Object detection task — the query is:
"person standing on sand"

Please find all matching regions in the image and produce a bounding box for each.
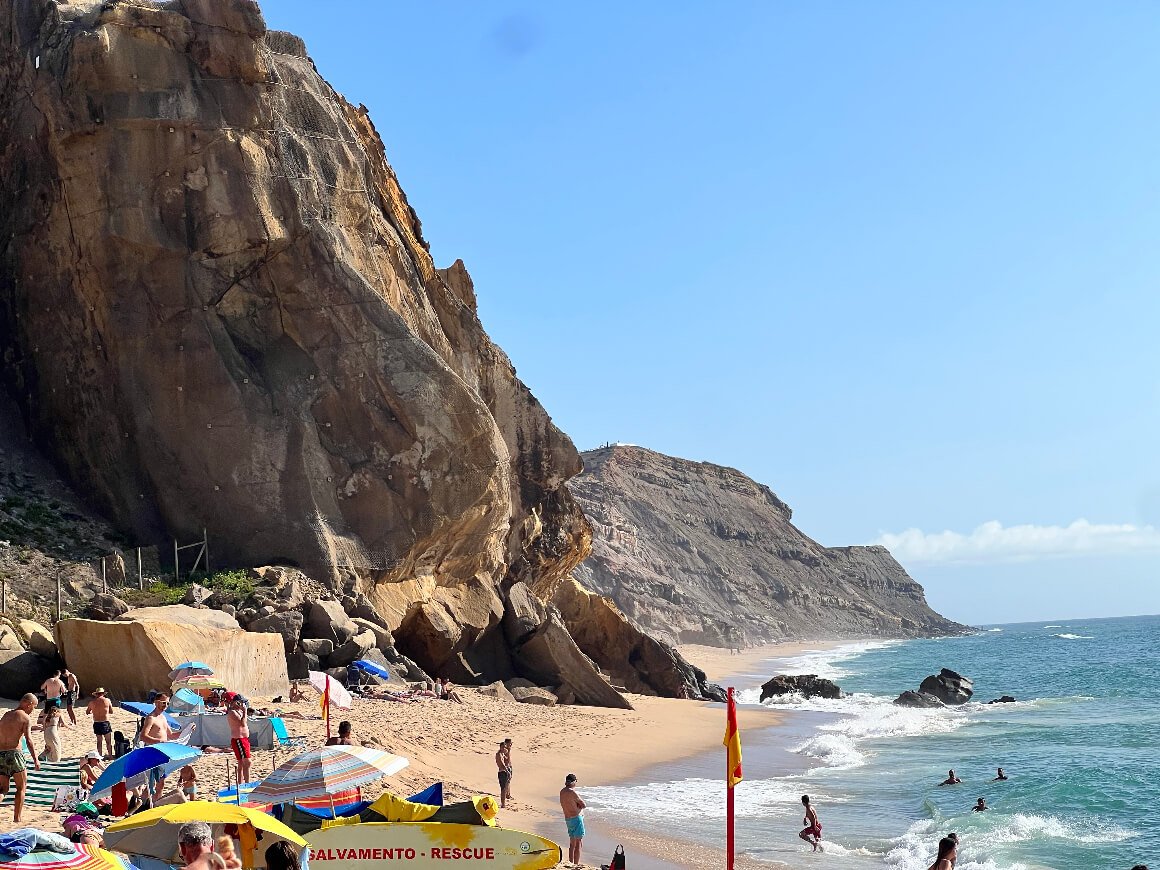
[927,835,957,869]
[226,693,251,784]
[799,794,823,851]
[140,693,179,800]
[40,705,62,761]
[559,773,586,867]
[61,668,80,726]
[86,687,114,758]
[39,670,65,725]
[496,739,513,807]
[0,694,41,823]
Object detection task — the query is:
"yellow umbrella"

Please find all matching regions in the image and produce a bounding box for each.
[103,801,306,868]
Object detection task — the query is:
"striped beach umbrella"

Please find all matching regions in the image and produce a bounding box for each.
[167,661,213,681]
[248,746,409,803]
[171,674,225,691]
[0,844,131,870]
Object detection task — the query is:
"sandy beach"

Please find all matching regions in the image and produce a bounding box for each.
[2,641,837,870]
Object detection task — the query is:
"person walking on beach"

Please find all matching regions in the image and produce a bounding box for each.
[61,668,80,726]
[226,693,251,784]
[992,767,1007,781]
[496,739,513,807]
[799,794,823,851]
[39,670,65,725]
[86,687,114,758]
[939,769,962,785]
[927,835,957,869]
[559,773,586,867]
[40,705,62,761]
[0,694,40,823]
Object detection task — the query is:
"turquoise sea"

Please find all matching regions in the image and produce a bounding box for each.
[584,614,1159,869]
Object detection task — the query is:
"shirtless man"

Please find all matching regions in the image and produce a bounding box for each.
[992,767,1007,781]
[86,687,114,758]
[559,773,586,867]
[939,769,962,786]
[226,694,251,783]
[972,797,987,812]
[799,794,823,851]
[927,835,957,869]
[0,694,41,822]
[39,671,65,725]
[495,739,513,807]
[61,668,80,726]
[140,693,178,800]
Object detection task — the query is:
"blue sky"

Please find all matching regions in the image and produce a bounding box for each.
[260,2,1160,625]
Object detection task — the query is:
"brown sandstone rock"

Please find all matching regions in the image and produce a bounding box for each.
[122,605,240,631]
[19,619,58,660]
[510,612,632,710]
[0,648,56,699]
[329,629,375,667]
[510,686,557,706]
[305,600,357,646]
[54,612,287,699]
[85,594,130,622]
[478,680,516,703]
[248,610,304,654]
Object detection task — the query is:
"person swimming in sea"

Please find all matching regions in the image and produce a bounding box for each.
[972,797,987,812]
[992,767,1007,781]
[939,769,962,786]
[799,795,823,852]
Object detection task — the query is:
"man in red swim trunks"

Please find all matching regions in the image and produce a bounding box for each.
[225,693,250,783]
[799,794,823,852]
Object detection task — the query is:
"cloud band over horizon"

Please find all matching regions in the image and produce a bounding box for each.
[872,519,1160,565]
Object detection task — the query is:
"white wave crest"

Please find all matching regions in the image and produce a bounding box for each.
[1052,633,1094,639]
[992,813,1136,845]
[1043,625,1062,628]
[756,639,901,683]
[985,628,1003,632]
[580,775,815,820]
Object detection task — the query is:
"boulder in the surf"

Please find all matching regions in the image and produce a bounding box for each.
[759,674,842,702]
[916,667,973,705]
[893,690,944,708]
[988,695,1017,704]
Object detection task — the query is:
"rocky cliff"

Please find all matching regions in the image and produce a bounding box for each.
[569,446,966,646]
[0,0,601,692]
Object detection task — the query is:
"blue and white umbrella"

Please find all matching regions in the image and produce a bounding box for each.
[351,659,391,680]
[117,702,180,730]
[89,744,202,799]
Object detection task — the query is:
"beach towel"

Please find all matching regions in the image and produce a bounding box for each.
[21,757,81,807]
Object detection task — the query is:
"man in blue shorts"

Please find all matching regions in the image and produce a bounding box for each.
[559,773,586,867]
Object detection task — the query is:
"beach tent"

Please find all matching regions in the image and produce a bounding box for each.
[278,785,445,835]
[168,688,203,713]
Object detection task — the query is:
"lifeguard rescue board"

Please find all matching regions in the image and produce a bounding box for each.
[305,822,562,870]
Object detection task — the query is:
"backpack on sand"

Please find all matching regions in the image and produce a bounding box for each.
[601,844,626,870]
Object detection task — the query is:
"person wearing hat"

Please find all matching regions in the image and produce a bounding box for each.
[79,751,106,789]
[85,688,114,759]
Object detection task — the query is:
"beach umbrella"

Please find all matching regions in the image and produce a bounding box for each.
[167,662,213,681]
[306,671,352,709]
[103,801,305,869]
[89,743,202,799]
[0,843,133,870]
[351,659,391,680]
[171,674,226,691]
[117,702,180,730]
[248,745,409,804]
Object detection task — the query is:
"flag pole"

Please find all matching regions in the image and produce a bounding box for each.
[726,686,735,870]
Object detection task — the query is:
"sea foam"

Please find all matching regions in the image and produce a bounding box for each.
[1052,633,1094,639]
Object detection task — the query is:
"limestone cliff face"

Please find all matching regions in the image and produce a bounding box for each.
[570,446,967,646]
[0,0,588,685]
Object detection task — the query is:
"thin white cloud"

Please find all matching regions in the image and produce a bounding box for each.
[872,519,1160,565]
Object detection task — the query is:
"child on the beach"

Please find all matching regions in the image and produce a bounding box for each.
[179,765,198,801]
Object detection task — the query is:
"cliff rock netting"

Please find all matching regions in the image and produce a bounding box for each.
[0,0,596,686]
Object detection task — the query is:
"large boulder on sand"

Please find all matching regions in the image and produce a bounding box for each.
[478,680,516,703]
[85,594,129,621]
[328,630,375,667]
[510,611,632,710]
[305,600,357,646]
[247,611,304,654]
[18,620,58,660]
[54,606,287,699]
[511,685,557,706]
[0,647,57,699]
[553,577,725,701]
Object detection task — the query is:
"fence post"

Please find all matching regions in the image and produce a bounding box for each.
[56,572,62,623]
[137,547,143,590]
[101,557,107,594]
[1,579,5,614]
[173,538,179,583]
[204,528,210,575]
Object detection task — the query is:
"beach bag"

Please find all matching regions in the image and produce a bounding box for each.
[602,844,626,870]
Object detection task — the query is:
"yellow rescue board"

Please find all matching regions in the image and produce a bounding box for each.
[306,822,561,870]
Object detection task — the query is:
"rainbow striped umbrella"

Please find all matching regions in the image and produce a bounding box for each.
[247,745,408,803]
[0,844,131,870]
[171,674,225,691]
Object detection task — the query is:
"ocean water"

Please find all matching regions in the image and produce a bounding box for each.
[583,614,1159,869]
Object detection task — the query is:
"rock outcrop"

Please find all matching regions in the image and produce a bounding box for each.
[0,0,621,701]
[918,669,974,705]
[54,605,287,698]
[569,446,967,646]
[759,674,841,702]
[893,690,944,708]
[553,578,725,701]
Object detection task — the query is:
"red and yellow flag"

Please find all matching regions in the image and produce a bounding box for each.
[321,675,331,738]
[723,687,743,787]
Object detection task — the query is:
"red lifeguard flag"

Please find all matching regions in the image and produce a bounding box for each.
[723,687,743,787]
[321,674,331,740]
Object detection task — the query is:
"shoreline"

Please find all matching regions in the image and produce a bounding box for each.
[2,640,850,870]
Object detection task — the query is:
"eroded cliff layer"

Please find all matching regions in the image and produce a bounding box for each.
[569,446,966,646]
[0,0,592,686]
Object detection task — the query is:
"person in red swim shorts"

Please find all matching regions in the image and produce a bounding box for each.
[799,794,823,852]
[226,693,251,783]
